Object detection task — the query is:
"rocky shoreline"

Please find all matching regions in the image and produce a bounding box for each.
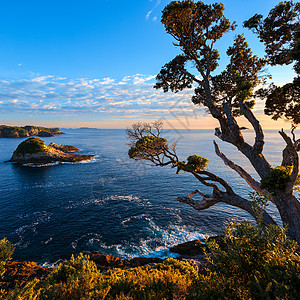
[0,236,225,291]
[0,125,64,138]
[6,138,95,165]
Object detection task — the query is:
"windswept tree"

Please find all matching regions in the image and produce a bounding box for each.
[127,1,300,244]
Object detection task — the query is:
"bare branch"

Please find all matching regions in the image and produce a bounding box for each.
[176,189,276,227]
[176,193,218,210]
[239,100,264,154]
[214,141,264,194]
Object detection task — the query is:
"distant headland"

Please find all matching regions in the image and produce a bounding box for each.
[0,125,65,138]
[6,137,94,165]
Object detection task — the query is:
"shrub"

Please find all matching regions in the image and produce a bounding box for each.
[128,135,168,160]
[185,155,209,172]
[261,166,292,194]
[6,256,198,299]
[0,238,14,277]
[193,222,300,299]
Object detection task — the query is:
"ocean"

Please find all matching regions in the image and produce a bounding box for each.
[0,128,292,265]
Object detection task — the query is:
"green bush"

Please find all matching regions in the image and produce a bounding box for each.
[261,166,292,194]
[6,256,197,299]
[128,135,168,160]
[185,154,209,172]
[0,238,14,277]
[192,222,300,299]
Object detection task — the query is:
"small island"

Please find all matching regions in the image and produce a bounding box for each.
[0,125,65,138]
[6,137,94,165]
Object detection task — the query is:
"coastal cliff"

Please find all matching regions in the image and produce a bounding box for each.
[6,137,94,164]
[0,125,64,138]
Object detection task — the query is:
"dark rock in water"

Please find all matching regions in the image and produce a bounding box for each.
[37,131,54,137]
[6,137,94,165]
[0,125,64,138]
[170,240,206,256]
[49,142,79,152]
[0,261,51,291]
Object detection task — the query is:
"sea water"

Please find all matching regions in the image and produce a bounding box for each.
[0,128,294,264]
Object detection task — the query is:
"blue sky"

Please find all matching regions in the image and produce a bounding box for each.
[0,0,296,129]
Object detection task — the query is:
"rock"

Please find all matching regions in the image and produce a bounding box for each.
[49,142,79,152]
[170,240,206,256]
[0,261,51,291]
[0,125,64,138]
[6,137,94,165]
[89,254,124,268]
[38,131,54,137]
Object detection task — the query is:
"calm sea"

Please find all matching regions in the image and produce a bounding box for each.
[0,128,293,265]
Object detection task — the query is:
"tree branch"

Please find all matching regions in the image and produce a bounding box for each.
[239,100,264,154]
[176,188,277,227]
[214,141,265,194]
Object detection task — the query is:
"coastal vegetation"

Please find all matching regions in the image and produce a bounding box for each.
[13,137,49,155]
[1,222,299,299]
[0,1,299,299]
[7,137,94,164]
[0,125,64,138]
[127,0,300,245]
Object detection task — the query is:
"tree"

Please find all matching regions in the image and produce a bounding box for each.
[127,1,300,244]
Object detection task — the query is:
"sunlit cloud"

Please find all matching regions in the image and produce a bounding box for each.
[0,72,277,130]
[0,74,201,121]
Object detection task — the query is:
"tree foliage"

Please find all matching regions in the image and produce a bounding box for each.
[244,0,300,125]
[128,0,300,244]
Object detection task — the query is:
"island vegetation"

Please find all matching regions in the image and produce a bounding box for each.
[0,125,64,138]
[6,137,94,165]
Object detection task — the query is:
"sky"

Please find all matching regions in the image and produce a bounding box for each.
[0,0,296,129]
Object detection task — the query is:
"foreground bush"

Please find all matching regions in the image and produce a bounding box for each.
[4,255,197,299]
[2,223,300,299]
[0,238,14,277]
[193,222,300,299]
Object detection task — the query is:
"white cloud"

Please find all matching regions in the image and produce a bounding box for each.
[146,0,161,20]
[0,74,201,120]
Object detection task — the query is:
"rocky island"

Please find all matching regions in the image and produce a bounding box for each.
[0,125,64,138]
[6,137,94,165]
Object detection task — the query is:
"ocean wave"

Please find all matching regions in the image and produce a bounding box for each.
[72,216,206,260]
[14,211,53,248]
[22,156,99,168]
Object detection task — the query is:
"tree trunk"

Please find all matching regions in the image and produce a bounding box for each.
[274,192,300,245]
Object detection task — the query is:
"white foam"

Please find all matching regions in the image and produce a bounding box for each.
[76,217,206,260]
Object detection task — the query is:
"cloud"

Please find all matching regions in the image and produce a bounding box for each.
[146,0,161,20]
[0,74,203,121]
